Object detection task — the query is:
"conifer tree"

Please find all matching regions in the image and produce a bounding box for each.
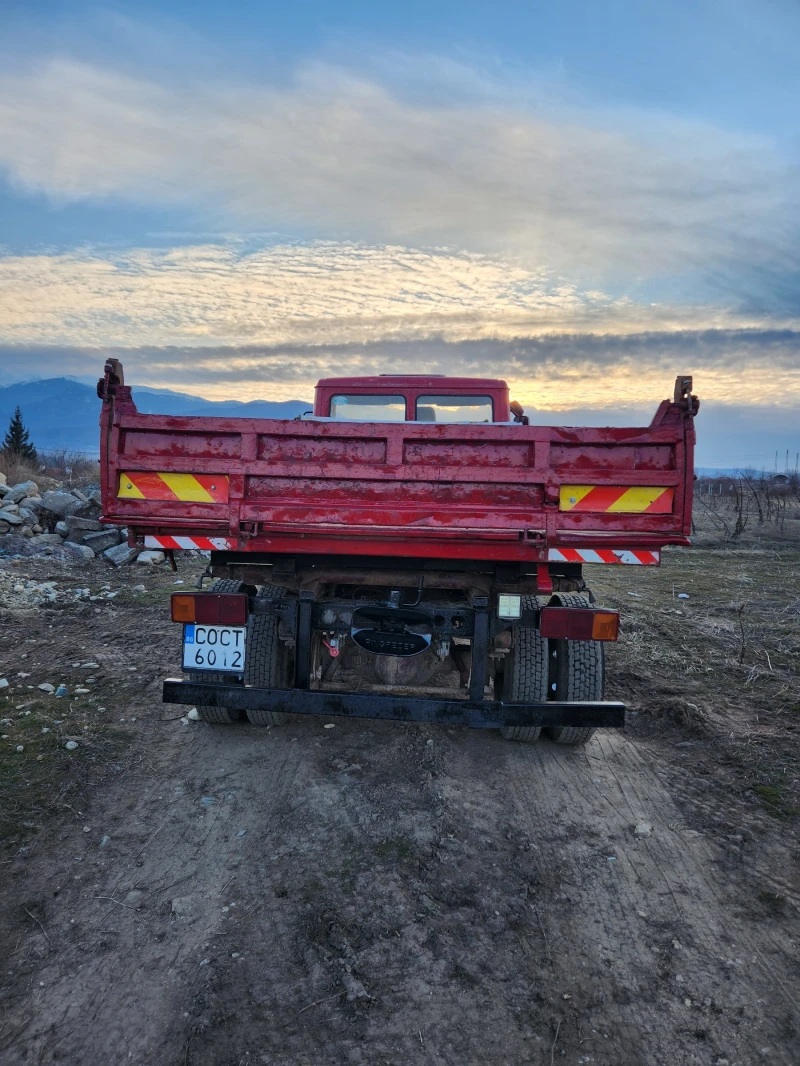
[2,406,37,461]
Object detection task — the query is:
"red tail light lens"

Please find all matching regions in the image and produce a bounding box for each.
[539,607,620,642]
[171,593,247,626]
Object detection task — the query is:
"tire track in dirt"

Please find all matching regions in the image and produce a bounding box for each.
[598,737,800,1011]
[175,720,564,1065]
[504,731,797,1066]
[638,750,800,909]
[4,716,798,1066]
[3,723,307,1066]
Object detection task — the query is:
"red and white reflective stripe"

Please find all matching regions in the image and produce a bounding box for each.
[548,548,660,565]
[143,535,234,551]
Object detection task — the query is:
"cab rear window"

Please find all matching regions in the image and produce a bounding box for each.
[329,395,406,421]
[416,396,493,423]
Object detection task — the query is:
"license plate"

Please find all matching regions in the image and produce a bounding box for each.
[182,624,246,673]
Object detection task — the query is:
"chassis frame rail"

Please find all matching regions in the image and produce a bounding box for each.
[163,679,625,729]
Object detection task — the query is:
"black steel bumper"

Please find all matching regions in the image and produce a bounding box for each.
[163,680,625,729]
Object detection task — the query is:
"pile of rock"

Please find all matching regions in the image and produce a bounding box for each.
[0,475,162,565]
[0,569,121,609]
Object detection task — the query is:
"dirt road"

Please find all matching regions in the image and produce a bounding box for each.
[1,551,798,1066]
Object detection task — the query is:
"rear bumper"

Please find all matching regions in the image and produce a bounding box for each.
[163,680,625,729]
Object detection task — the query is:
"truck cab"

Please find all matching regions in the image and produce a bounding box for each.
[314,376,514,423]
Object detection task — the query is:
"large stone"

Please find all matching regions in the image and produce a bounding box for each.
[31,533,64,545]
[40,490,83,518]
[0,520,10,534]
[18,507,38,526]
[0,471,7,484]
[64,516,104,543]
[83,529,123,553]
[4,480,39,504]
[0,509,24,525]
[137,549,166,565]
[88,489,103,507]
[70,488,89,502]
[22,495,44,512]
[64,541,95,560]
[73,499,101,519]
[55,521,69,537]
[104,543,140,566]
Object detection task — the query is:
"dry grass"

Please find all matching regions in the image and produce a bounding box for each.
[595,503,800,819]
[0,450,100,490]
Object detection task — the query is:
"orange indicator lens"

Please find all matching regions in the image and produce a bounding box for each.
[591,612,620,641]
[171,594,196,622]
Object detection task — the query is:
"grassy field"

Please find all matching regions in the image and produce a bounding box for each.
[596,506,800,820]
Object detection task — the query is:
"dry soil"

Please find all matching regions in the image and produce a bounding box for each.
[0,540,798,1066]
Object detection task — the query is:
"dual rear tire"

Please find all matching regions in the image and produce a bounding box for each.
[499,593,603,747]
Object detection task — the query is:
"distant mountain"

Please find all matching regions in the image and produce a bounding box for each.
[132,385,312,421]
[0,377,311,455]
[0,378,102,453]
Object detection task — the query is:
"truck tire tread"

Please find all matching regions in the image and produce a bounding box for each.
[501,595,548,743]
[245,584,291,726]
[547,592,603,746]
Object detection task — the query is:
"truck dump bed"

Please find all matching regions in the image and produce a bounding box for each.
[98,361,697,565]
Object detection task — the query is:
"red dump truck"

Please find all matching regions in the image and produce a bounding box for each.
[98,360,698,744]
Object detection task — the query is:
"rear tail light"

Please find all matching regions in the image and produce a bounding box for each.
[171,593,248,626]
[538,607,620,642]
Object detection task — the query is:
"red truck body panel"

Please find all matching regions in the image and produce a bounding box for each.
[98,364,696,563]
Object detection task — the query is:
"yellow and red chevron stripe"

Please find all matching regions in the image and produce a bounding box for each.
[559,485,673,514]
[118,472,229,503]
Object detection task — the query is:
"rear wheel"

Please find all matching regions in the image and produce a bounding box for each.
[547,592,603,746]
[189,578,251,724]
[500,596,548,743]
[244,585,293,726]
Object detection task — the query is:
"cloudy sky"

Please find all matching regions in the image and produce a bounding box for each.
[1,0,799,467]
